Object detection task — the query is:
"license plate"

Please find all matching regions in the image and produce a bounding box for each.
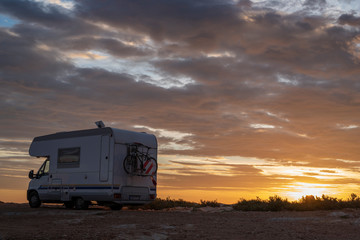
[129,195,140,200]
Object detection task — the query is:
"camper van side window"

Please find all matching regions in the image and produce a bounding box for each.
[58,147,80,168]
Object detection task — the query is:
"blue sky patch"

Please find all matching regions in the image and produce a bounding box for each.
[0,14,19,28]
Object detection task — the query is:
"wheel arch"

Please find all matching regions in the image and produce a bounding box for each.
[27,189,39,201]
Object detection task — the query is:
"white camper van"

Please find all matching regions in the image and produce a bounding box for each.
[27,122,157,210]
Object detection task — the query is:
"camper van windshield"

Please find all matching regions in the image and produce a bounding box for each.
[37,158,49,177]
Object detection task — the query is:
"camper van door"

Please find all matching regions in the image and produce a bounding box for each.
[36,159,51,200]
[100,135,110,182]
[49,178,62,200]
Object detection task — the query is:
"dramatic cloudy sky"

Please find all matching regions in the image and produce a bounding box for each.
[0,0,360,203]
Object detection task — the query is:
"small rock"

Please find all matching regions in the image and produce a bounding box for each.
[354,218,360,225]
[113,224,137,229]
[329,212,349,218]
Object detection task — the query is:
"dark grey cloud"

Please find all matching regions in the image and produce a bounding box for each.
[338,14,360,26]
[0,29,73,85]
[0,0,71,25]
[237,0,253,8]
[75,0,239,40]
[303,0,327,7]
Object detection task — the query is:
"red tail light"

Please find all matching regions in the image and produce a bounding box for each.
[114,193,121,199]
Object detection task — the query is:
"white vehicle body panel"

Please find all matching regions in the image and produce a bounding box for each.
[27,127,157,205]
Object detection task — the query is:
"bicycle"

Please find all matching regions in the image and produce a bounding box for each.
[123,142,158,176]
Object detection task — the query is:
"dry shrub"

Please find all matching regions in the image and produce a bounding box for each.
[234,193,360,211]
[142,197,197,210]
[233,196,289,211]
[200,199,220,207]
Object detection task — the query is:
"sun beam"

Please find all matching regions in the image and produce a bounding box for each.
[284,182,331,201]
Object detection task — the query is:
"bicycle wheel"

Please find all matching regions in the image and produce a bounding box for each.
[123,155,137,174]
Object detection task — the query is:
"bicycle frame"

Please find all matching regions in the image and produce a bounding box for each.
[124,142,157,176]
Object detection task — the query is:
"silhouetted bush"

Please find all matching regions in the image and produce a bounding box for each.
[135,193,360,211]
[233,197,267,211]
[233,196,289,211]
[140,198,221,210]
[345,193,360,209]
[200,199,220,207]
[233,193,360,211]
[141,197,197,210]
[268,195,290,211]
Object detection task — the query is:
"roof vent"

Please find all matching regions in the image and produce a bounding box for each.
[95,121,105,128]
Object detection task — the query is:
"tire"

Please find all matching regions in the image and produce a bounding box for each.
[29,191,41,208]
[74,198,89,210]
[64,201,74,209]
[110,204,123,210]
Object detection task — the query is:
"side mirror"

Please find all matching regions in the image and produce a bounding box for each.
[28,170,34,179]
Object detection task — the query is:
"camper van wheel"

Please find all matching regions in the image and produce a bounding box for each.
[64,201,74,209]
[110,204,123,210]
[29,191,41,208]
[74,198,89,210]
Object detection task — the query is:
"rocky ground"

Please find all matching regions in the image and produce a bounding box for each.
[1,203,360,239]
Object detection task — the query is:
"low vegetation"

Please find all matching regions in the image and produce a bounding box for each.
[233,196,289,211]
[139,193,360,211]
[131,197,220,210]
[136,197,198,210]
[199,199,221,208]
[234,193,360,211]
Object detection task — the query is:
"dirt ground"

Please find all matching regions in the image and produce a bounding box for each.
[1,203,360,239]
